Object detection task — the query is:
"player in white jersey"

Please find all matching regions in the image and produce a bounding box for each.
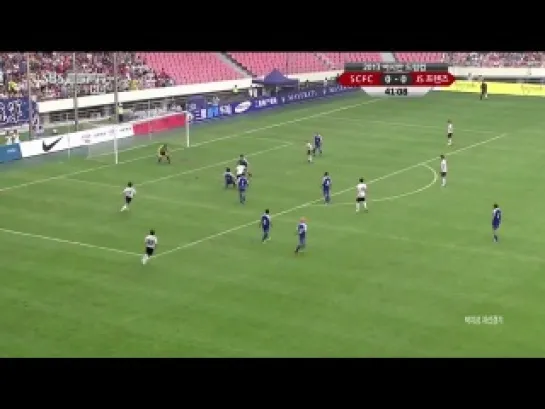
[235,164,246,180]
[356,178,368,212]
[440,155,448,187]
[142,229,158,264]
[121,182,136,211]
[447,120,453,146]
[306,141,313,163]
[4,131,12,145]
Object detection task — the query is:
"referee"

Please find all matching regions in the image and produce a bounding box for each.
[480,79,488,100]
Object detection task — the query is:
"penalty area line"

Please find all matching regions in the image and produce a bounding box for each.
[139,142,293,186]
[155,133,507,259]
[65,142,294,189]
[0,226,139,256]
[0,99,380,194]
[308,163,439,207]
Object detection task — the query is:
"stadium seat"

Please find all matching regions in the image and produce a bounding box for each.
[393,53,445,63]
[447,52,545,67]
[227,53,328,76]
[137,52,245,85]
[320,53,383,69]
[3,52,544,101]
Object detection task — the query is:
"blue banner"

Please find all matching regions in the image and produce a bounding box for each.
[186,95,208,122]
[189,84,356,122]
[0,143,23,164]
[0,98,39,129]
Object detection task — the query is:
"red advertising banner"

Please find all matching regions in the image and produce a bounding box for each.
[132,113,187,136]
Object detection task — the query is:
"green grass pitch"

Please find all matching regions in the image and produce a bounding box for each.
[1,91,545,357]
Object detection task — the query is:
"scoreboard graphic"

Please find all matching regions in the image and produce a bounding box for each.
[337,62,455,97]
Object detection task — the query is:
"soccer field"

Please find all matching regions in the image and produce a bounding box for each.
[1,91,545,357]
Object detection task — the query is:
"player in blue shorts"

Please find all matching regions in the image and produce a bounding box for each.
[492,203,502,243]
[224,167,236,188]
[237,174,249,204]
[322,171,332,204]
[295,217,307,254]
[260,209,271,242]
[313,133,323,155]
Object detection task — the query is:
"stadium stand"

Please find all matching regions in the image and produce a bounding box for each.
[137,52,245,86]
[3,52,545,101]
[394,53,445,63]
[320,53,382,69]
[447,52,545,67]
[396,52,545,67]
[0,52,162,101]
[227,53,328,76]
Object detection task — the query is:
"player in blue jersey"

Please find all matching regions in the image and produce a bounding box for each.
[259,209,271,242]
[313,133,323,155]
[237,174,249,204]
[224,167,236,188]
[322,172,332,204]
[492,203,502,243]
[295,217,307,254]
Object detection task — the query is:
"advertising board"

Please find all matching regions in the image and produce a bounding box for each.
[188,84,355,123]
[0,144,22,164]
[438,80,545,97]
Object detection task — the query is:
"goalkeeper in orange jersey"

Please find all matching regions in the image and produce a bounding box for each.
[157,143,171,164]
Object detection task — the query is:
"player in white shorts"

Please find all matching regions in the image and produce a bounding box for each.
[356,178,368,212]
[121,182,136,211]
[440,155,448,187]
[447,120,453,146]
[306,141,313,163]
[235,164,246,180]
[142,229,158,265]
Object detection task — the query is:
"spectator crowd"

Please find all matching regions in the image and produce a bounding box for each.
[0,52,174,101]
[445,52,545,68]
[1,52,544,102]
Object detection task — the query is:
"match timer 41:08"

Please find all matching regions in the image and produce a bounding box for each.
[363,87,428,98]
[385,87,408,96]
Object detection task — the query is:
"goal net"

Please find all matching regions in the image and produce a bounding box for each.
[85,110,191,164]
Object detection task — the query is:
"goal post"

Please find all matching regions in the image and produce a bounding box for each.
[185,111,191,148]
[85,111,191,164]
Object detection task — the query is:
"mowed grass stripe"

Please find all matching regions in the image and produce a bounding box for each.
[3,93,545,356]
[71,137,288,185]
[0,184,259,252]
[0,94,375,191]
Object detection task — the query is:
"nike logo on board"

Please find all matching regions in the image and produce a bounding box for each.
[42,137,62,152]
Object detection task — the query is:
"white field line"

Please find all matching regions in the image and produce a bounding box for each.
[327,116,496,134]
[139,142,292,186]
[89,135,286,159]
[0,133,506,258]
[0,226,139,256]
[271,219,545,263]
[68,163,437,210]
[308,163,438,207]
[185,99,380,148]
[65,143,292,187]
[61,178,254,220]
[0,99,380,194]
[155,133,508,259]
[0,142,294,256]
[63,177,249,215]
